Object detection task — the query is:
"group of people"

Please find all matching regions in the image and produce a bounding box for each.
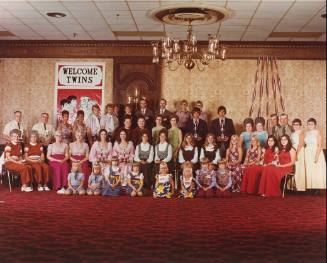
[1,98,326,198]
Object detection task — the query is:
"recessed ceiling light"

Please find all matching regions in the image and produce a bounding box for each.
[47,12,66,18]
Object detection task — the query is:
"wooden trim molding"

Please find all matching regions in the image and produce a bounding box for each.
[0,40,325,60]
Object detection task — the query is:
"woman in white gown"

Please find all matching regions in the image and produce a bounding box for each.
[290,119,306,191]
[304,118,326,194]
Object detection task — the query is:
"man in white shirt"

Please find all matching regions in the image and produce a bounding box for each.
[86,104,101,145]
[32,113,54,147]
[3,111,26,143]
[100,103,119,137]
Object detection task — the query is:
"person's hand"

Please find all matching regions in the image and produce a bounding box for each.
[155,160,161,164]
[314,155,319,163]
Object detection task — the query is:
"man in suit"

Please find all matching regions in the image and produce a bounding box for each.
[134,99,155,131]
[210,105,236,158]
[156,98,171,129]
[275,113,294,140]
[185,107,208,148]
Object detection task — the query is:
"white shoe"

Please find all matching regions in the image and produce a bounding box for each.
[57,188,65,194]
[24,186,33,192]
[43,185,50,191]
[38,186,44,192]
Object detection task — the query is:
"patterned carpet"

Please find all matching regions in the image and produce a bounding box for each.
[0,185,325,263]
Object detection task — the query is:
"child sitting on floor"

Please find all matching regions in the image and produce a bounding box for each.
[153,162,174,198]
[195,157,216,198]
[215,159,232,198]
[87,163,103,196]
[127,162,144,197]
[65,162,85,195]
[179,161,195,198]
[102,157,121,196]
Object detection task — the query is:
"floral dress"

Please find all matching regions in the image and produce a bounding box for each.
[153,174,173,198]
[227,148,244,192]
[179,175,195,198]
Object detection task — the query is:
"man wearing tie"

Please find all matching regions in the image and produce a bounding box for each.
[32,113,55,157]
[156,99,171,129]
[185,107,208,149]
[100,103,119,139]
[3,111,26,143]
[210,106,236,158]
[275,113,294,140]
[134,99,155,131]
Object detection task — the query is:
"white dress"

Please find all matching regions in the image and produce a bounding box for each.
[291,130,306,191]
[304,130,326,189]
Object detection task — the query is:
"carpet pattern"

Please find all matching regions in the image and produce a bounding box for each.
[0,186,325,263]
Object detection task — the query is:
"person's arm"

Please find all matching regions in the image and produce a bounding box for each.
[178,129,183,149]
[63,146,69,162]
[239,134,244,149]
[134,145,141,162]
[199,148,205,161]
[169,175,174,194]
[178,148,185,164]
[127,175,135,190]
[254,148,262,164]
[208,174,216,189]
[195,172,203,189]
[163,144,172,162]
[67,174,72,189]
[69,144,77,163]
[154,145,160,163]
[296,131,305,160]
[213,149,221,164]
[88,175,92,189]
[243,149,250,165]
[89,143,97,163]
[147,145,154,163]
[80,144,90,164]
[78,174,84,189]
[191,147,198,164]
[224,175,232,191]
[137,174,144,192]
[113,174,121,188]
[315,131,322,163]
[237,147,243,165]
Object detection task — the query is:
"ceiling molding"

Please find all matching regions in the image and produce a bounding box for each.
[0,40,325,60]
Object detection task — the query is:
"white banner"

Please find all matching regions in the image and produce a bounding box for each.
[57,64,104,87]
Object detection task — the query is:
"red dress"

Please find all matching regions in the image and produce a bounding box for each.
[258,149,293,197]
[240,149,275,195]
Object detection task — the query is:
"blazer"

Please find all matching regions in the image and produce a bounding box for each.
[155,108,172,129]
[135,108,155,130]
[210,117,236,143]
[184,118,208,146]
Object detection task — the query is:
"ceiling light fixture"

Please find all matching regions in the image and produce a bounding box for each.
[149,3,230,71]
[46,12,66,18]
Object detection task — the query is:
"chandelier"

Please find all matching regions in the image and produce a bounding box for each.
[152,21,226,71]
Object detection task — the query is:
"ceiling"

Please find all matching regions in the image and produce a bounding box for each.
[0,0,325,42]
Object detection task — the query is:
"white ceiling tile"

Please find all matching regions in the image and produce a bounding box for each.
[232,11,256,19]
[94,1,129,11]
[219,25,247,32]
[19,17,49,25]
[250,18,280,25]
[29,1,67,12]
[0,1,34,11]
[131,10,150,18]
[247,24,275,32]
[137,24,164,31]
[242,31,269,40]
[256,1,292,13]
[62,1,98,11]
[0,7,14,18]
[128,1,159,11]
[3,24,33,32]
[106,17,135,25]
[101,10,131,17]
[70,10,102,18]
[254,11,284,19]
[55,24,85,32]
[227,1,260,12]
[10,10,44,19]
[301,24,326,32]
[110,24,137,31]
[77,23,109,32]
[221,18,250,26]
[117,36,142,40]
[134,17,162,25]
[220,35,241,41]
[0,18,23,26]
[29,24,58,32]
[274,24,303,32]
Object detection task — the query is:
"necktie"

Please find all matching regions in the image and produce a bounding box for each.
[18,123,21,130]
[44,123,47,131]
[142,109,145,115]
[282,126,286,135]
[161,109,164,115]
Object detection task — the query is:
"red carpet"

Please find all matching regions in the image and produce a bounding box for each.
[0,186,325,263]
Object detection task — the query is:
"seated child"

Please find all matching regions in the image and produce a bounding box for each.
[179,161,195,198]
[102,157,121,196]
[87,163,103,196]
[65,162,85,195]
[127,162,144,197]
[195,157,216,198]
[215,159,232,197]
[153,162,174,198]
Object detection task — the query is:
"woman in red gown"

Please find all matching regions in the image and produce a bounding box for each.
[240,136,262,194]
[241,135,278,195]
[259,134,295,197]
